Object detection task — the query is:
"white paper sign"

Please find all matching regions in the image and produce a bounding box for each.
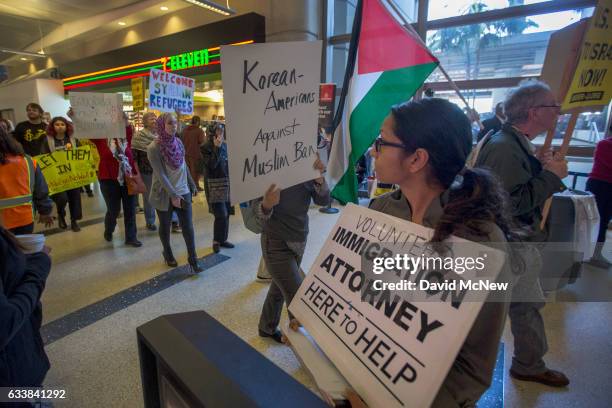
[148,68,195,115]
[289,204,506,408]
[221,41,322,204]
[69,92,124,139]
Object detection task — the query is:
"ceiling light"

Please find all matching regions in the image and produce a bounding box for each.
[118,21,127,26]
[182,0,236,16]
[0,48,47,58]
[160,6,169,11]
[20,57,28,61]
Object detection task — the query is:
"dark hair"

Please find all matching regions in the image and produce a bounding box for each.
[207,123,224,143]
[46,116,74,138]
[0,126,25,164]
[191,116,201,125]
[390,98,519,243]
[26,103,44,114]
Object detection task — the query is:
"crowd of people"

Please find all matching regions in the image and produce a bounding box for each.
[1,78,610,407]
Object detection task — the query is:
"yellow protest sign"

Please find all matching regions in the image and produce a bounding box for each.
[132,77,145,111]
[562,0,612,110]
[34,146,100,195]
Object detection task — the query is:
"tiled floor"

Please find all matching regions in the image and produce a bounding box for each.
[38,185,612,407]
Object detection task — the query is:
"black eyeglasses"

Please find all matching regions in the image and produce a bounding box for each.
[374,135,407,153]
[533,104,561,109]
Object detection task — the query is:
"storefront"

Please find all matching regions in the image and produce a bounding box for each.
[59,12,265,126]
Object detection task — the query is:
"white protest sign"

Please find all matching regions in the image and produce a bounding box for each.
[289,204,506,408]
[69,92,124,139]
[221,41,322,204]
[148,68,195,115]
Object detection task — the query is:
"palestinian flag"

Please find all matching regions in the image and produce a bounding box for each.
[327,0,438,204]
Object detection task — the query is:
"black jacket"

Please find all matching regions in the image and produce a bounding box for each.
[0,231,51,387]
[200,141,229,179]
[476,116,503,142]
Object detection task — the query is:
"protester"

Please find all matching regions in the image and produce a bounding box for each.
[148,113,202,273]
[12,103,48,157]
[0,226,52,391]
[201,123,233,253]
[476,80,569,387]
[44,117,83,232]
[256,158,330,343]
[586,124,611,268]
[0,118,13,133]
[0,127,54,234]
[182,115,206,191]
[132,112,158,231]
[70,108,142,247]
[477,102,506,142]
[351,98,517,406]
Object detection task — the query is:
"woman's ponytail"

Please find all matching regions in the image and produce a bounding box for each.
[431,167,522,244]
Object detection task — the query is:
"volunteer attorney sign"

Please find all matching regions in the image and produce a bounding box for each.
[289,204,505,408]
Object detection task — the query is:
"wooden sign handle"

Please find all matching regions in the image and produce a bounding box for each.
[539,112,579,230]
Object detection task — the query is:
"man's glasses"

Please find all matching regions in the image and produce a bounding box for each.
[374,135,407,153]
[534,104,561,109]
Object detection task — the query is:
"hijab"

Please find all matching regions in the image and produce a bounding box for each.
[156,113,184,170]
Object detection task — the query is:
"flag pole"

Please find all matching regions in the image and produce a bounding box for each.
[385,0,484,129]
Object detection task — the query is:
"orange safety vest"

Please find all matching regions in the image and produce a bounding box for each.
[0,155,36,229]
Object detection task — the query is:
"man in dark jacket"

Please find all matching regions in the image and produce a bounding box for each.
[476,80,569,387]
[477,102,505,142]
[0,227,51,390]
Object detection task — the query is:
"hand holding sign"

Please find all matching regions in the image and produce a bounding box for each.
[262,184,281,212]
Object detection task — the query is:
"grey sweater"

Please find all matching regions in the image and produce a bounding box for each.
[258,180,330,242]
[146,142,196,211]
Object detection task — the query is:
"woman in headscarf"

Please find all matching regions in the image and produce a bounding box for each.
[147,113,202,272]
[131,112,158,231]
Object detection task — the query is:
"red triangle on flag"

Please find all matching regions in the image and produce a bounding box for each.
[358,0,438,75]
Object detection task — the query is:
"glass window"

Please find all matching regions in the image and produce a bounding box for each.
[432,89,606,149]
[428,0,553,21]
[426,8,593,82]
[330,0,418,36]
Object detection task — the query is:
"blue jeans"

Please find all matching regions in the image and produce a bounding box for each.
[156,193,196,261]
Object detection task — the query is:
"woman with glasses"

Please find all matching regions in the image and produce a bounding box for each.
[345,98,517,407]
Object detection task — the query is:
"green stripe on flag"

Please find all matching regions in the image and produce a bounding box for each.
[331,61,438,204]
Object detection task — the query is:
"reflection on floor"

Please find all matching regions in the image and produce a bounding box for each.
[38,185,611,407]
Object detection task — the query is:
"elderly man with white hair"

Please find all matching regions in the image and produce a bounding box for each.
[476,79,570,388]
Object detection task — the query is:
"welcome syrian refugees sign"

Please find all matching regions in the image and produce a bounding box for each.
[69,92,125,139]
[221,41,322,204]
[34,146,99,195]
[289,204,506,408]
[148,69,195,115]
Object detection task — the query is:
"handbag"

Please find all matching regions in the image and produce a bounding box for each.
[240,201,263,234]
[126,170,147,195]
[207,177,230,204]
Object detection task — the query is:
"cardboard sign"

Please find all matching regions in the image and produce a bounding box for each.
[289,204,506,408]
[148,68,195,115]
[221,41,322,204]
[34,146,100,195]
[562,0,612,110]
[131,77,145,111]
[69,92,125,139]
